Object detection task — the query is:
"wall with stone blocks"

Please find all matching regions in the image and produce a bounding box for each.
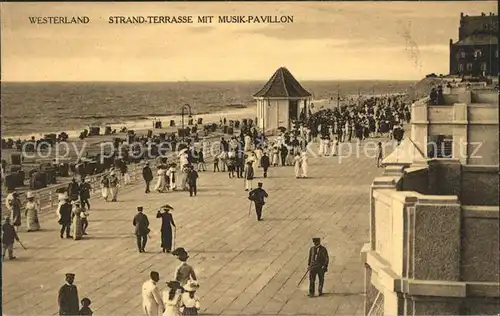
[460,166,499,205]
[427,160,461,196]
[364,174,499,316]
[401,167,429,194]
[404,161,499,206]
[464,297,500,315]
[461,207,500,282]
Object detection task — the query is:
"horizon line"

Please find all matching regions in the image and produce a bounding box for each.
[1,79,421,83]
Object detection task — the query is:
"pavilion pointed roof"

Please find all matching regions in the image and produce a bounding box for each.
[253,67,312,98]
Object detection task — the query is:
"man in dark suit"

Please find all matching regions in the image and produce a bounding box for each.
[67,178,80,202]
[248,182,268,221]
[58,197,73,239]
[58,273,79,315]
[133,206,150,253]
[260,152,270,178]
[236,150,245,178]
[187,165,199,197]
[142,162,153,193]
[308,237,329,297]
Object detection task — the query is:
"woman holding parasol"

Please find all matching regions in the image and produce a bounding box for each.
[156,205,176,253]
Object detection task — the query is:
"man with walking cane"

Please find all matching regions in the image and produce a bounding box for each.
[248,182,268,221]
[307,237,329,297]
[2,217,24,260]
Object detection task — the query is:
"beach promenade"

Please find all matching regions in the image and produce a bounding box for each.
[2,143,384,316]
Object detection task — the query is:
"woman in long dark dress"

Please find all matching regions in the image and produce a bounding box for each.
[156,206,176,253]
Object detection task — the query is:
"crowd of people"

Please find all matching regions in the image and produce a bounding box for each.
[300,94,409,149]
[2,93,412,314]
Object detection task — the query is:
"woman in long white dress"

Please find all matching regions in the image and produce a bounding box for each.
[293,152,302,178]
[167,163,177,190]
[254,147,263,168]
[317,136,324,156]
[301,152,309,178]
[162,281,182,316]
[25,191,41,232]
[323,137,331,156]
[155,166,166,192]
[180,165,190,191]
[271,147,279,167]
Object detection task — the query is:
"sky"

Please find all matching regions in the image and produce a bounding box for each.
[1,1,497,81]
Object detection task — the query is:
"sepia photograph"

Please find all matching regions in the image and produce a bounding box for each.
[1,1,499,315]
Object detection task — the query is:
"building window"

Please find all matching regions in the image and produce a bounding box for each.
[427,135,453,158]
[458,64,464,72]
[466,63,473,71]
[481,62,487,71]
[496,50,499,58]
[460,51,466,58]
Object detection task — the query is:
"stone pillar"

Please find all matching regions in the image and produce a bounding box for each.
[410,102,429,157]
[370,177,399,250]
[452,102,468,164]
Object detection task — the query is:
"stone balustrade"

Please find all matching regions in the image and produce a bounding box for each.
[362,163,500,316]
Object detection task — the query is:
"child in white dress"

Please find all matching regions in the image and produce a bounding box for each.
[180,281,200,315]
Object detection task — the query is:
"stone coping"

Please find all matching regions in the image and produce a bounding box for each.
[462,205,500,218]
[362,248,500,298]
[372,187,459,205]
[462,164,499,172]
[404,166,428,174]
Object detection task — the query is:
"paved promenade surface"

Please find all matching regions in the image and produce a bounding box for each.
[2,143,384,316]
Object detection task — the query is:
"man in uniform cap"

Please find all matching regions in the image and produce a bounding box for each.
[58,273,79,315]
[248,182,268,221]
[133,207,150,253]
[308,237,329,297]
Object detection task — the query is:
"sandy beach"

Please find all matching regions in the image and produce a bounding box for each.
[3,106,256,141]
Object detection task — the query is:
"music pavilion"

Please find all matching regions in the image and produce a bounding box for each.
[253,67,313,132]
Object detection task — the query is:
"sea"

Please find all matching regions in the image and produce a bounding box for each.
[1,80,417,138]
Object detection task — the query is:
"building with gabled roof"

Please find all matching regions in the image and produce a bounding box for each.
[253,67,312,132]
